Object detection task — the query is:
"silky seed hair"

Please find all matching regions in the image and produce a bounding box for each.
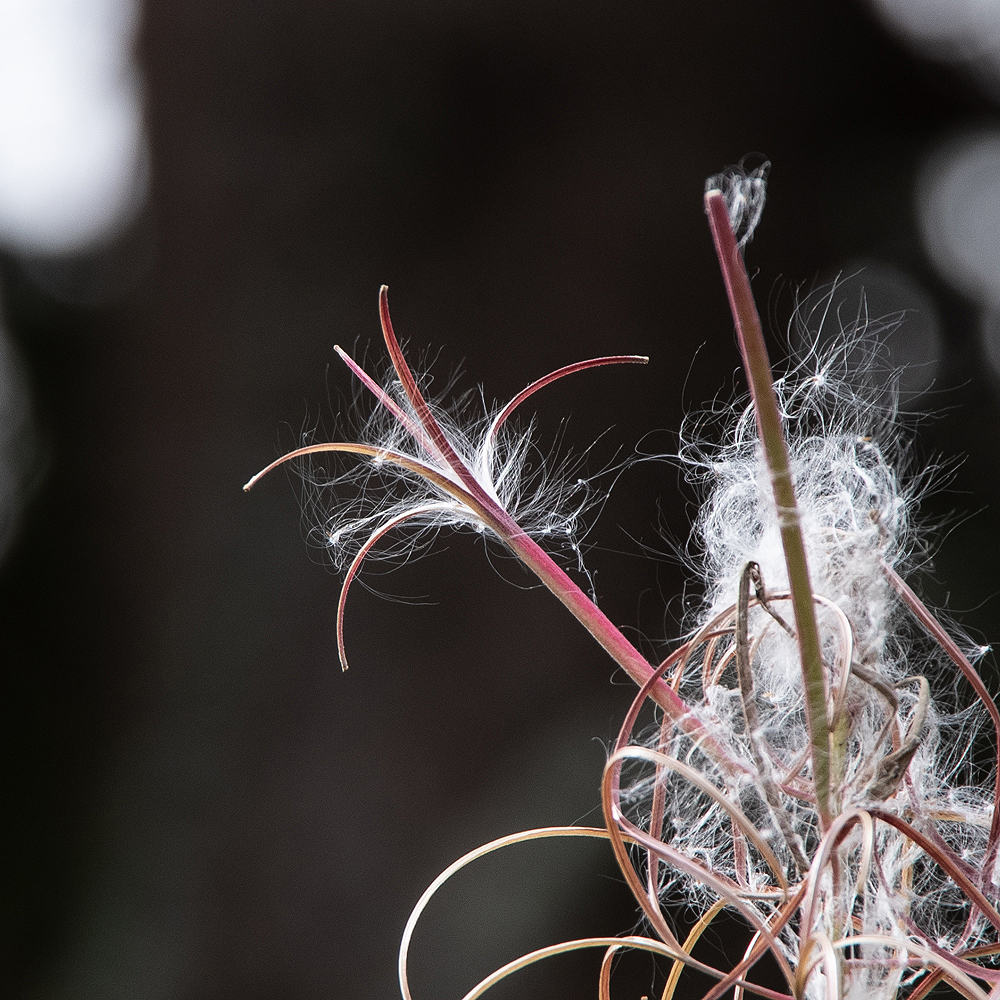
[294,356,607,580]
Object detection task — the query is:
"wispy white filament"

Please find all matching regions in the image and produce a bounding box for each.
[705,160,770,249]
[297,362,607,588]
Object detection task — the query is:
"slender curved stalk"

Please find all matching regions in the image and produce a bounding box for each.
[661,900,727,1000]
[488,354,648,436]
[335,503,449,671]
[704,190,832,830]
[397,826,619,1000]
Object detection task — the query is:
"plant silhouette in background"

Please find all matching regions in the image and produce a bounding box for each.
[246,170,1000,1000]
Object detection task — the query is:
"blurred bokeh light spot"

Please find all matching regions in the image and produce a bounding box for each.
[869,0,1000,95]
[917,128,1000,306]
[0,0,145,255]
[870,0,985,53]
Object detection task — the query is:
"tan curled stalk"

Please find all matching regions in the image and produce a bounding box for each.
[395,826,622,1000]
[396,824,791,1000]
[704,191,833,830]
[659,899,727,1000]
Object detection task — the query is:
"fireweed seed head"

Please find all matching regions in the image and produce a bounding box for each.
[622,348,997,972]
[676,294,977,721]
[615,303,997,995]
[245,287,650,671]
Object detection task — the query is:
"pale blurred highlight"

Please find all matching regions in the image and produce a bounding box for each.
[0,0,145,255]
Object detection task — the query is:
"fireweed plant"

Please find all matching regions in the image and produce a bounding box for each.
[245,171,1000,1000]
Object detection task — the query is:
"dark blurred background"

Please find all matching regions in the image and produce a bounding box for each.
[4,1,1000,997]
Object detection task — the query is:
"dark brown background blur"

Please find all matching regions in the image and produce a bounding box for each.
[4,1,1000,998]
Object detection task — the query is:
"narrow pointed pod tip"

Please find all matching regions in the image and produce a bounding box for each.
[333,341,433,452]
[336,504,445,673]
[490,354,651,438]
[376,285,488,499]
[241,442,492,522]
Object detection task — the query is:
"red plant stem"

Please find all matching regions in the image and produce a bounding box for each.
[704,190,833,830]
[495,515,742,771]
[246,438,715,744]
[375,286,742,768]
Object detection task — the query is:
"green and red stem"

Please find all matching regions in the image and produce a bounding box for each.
[704,190,833,829]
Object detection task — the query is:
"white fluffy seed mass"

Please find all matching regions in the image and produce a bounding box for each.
[621,320,997,999]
